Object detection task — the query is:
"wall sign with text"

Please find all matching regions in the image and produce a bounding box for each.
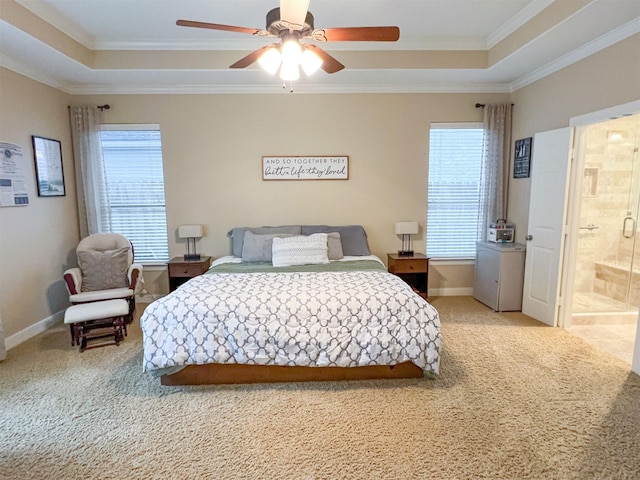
[513,137,532,178]
[262,156,349,180]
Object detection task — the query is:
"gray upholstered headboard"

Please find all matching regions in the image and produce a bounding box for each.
[227,225,371,257]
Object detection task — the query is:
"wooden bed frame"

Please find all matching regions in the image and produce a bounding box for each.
[160,361,423,386]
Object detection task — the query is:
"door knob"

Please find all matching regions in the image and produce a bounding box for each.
[525,234,533,241]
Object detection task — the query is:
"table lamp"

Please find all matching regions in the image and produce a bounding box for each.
[395,221,419,256]
[178,224,203,260]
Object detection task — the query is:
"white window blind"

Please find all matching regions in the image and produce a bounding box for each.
[99,125,169,264]
[427,123,484,259]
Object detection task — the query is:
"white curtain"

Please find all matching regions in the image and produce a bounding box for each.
[478,103,513,241]
[69,106,111,238]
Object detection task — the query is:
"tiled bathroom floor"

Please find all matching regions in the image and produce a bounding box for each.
[572,292,630,314]
[569,292,638,365]
[568,323,637,365]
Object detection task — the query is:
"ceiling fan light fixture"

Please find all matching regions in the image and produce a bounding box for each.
[300,47,323,76]
[279,60,300,81]
[281,38,303,65]
[258,47,282,75]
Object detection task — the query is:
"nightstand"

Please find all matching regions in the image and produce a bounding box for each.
[168,256,212,292]
[387,253,429,300]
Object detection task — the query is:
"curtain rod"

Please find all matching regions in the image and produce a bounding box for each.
[67,104,110,111]
[475,103,514,108]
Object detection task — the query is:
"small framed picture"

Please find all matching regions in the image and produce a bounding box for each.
[513,137,532,178]
[32,136,65,197]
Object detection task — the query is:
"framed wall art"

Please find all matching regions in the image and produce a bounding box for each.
[262,156,349,180]
[513,137,532,179]
[32,136,65,197]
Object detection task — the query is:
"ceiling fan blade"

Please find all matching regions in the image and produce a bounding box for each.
[176,19,265,36]
[279,0,310,29]
[313,26,400,42]
[305,45,344,74]
[229,46,272,69]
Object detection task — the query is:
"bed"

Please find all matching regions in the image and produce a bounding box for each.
[141,225,441,385]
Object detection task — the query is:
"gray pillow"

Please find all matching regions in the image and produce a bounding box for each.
[327,232,344,260]
[241,232,294,262]
[228,226,301,257]
[301,225,370,256]
[78,247,130,292]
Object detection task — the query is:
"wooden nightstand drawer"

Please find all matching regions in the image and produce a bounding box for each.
[169,263,206,277]
[387,253,430,300]
[389,258,427,274]
[168,256,212,291]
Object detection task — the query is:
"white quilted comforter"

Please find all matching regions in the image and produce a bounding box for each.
[141,265,441,375]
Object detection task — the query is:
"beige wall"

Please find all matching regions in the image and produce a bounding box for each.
[0,68,78,339]
[509,33,640,243]
[74,92,510,295]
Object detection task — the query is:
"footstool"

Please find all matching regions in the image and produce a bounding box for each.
[64,299,129,352]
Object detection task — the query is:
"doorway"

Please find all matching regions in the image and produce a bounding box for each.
[565,113,640,365]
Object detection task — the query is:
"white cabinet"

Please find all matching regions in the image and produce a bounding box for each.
[473,242,526,312]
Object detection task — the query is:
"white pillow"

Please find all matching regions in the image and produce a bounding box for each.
[272,233,329,267]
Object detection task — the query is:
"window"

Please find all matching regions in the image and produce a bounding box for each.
[427,123,484,259]
[99,125,169,264]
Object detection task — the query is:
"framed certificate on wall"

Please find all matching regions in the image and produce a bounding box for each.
[32,136,65,197]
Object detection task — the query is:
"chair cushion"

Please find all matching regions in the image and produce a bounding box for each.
[78,247,131,292]
[69,288,133,304]
[64,299,129,324]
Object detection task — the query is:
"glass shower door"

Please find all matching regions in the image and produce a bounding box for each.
[572,114,640,316]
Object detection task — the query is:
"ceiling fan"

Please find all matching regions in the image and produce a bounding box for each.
[176,0,400,81]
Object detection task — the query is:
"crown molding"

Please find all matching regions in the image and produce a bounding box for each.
[92,38,488,52]
[0,50,510,95]
[486,0,555,48]
[64,80,511,96]
[0,52,72,92]
[14,0,95,48]
[510,18,640,91]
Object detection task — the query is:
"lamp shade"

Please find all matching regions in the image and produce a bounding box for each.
[395,222,419,235]
[178,224,203,239]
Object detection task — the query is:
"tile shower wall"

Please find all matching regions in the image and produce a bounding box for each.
[575,116,639,306]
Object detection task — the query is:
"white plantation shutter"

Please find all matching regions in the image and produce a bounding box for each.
[427,123,485,259]
[99,125,169,263]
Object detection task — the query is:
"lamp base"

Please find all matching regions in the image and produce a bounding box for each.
[397,250,414,257]
[184,254,201,260]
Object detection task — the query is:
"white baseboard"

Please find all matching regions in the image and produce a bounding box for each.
[428,287,474,297]
[5,309,65,351]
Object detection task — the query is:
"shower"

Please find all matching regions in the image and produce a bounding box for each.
[571,113,640,323]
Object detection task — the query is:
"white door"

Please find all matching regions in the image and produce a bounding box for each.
[522,127,573,326]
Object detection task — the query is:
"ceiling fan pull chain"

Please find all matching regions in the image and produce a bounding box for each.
[282,81,294,93]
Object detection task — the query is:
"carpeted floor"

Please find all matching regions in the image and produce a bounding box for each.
[1,296,638,480]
